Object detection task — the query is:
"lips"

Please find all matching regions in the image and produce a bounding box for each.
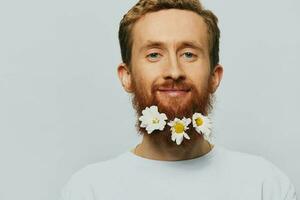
[157,88,191,97]
[158,87,191,92]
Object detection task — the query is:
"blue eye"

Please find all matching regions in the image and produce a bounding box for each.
[182,52,197,61]
[146,52,161,61]
[184,52,194,58]
[147,53,160,58]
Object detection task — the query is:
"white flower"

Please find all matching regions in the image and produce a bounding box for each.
[168,117,191,145]
[139,105,168,134]
[192,112,212,142]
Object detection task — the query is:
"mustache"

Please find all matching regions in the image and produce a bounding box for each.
[151,80,193,93]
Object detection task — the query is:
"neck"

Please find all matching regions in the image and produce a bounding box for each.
[132,130,213,161]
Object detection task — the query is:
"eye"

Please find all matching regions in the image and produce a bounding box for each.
[146,52,161,61]
[183,52,195,59]
[181,52,198,62]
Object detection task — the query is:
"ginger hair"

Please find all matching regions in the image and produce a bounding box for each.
[118,0,220,71]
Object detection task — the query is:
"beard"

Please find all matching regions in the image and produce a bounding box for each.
[130,76,215,148]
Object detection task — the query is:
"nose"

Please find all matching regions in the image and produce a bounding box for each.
[163,53,185,81]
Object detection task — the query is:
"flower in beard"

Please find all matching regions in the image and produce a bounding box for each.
[192,112,212,142]
[139,105,168,134]
[168,117,191,145]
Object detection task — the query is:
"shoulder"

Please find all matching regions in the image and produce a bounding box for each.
[220,146,286,177]
[218,146,277,170]
[59,163,103,200]
[216,146,274,173]
[59,153,126,200]
[218,146,297,199]
[66,153,124,185]
[257,157,297,200]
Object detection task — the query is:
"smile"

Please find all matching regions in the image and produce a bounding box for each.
[157,89,191,97]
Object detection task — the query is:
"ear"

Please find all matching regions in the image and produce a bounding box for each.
[117,63,134,93]
[210,64,224,93]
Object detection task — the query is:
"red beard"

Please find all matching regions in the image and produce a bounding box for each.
[130,76,215,147]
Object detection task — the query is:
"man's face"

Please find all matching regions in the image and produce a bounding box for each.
[118,9,223,139]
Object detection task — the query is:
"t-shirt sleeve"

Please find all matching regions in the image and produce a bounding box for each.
[59,168,96,200]
[261,158,297,200]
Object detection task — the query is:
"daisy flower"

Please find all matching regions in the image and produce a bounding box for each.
[139,105,168,134]
[192,112,212,142]
[168,117,191,145]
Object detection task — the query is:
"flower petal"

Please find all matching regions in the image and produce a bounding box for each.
[158,121,166,130]
[176,136,184,145]
[195,127,201,134]
[150,105,158,114]
[185,118,191,126]
[171,133,176,141]
[183,132,190,140]
[167,121,174,127]
[146,126,155,134]
[161,113,168,120]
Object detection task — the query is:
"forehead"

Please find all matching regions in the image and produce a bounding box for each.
[132,9,209,51]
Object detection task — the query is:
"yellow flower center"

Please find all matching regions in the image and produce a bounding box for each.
[196,117,203,126]
[174,122,185,134]
[152,118,160,124]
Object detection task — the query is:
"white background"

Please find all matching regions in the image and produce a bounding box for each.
[0,0,299,199]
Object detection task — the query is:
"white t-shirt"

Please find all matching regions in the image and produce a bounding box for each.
[59,144,297,200]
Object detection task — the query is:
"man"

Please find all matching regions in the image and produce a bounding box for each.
[60,0,297,199]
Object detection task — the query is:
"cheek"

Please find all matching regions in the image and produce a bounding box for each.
[132,69,156,95]
[188,68,210,88]
[133,61,160,84]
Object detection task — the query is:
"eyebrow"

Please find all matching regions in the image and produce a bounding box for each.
[139,40,205,54]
